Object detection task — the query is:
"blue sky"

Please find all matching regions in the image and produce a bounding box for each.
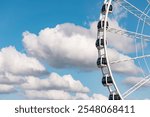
[0,0,100,49]
[0,0,149,100]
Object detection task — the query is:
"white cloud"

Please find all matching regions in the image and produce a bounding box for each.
[24,90,72,100]
[0,46,47,76]
[91,93,108,100]
[21,72,89,93]
[75,93,107,100]
[21,72,107,100]
[0,46,47,94]
[24,90,107,100]
[0,84,16,93]
[0,72,25,85]
[23,24,97,70]
[74,93,90,100]
[23,22,141,75]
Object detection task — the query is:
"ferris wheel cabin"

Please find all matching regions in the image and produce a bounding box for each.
[95,38,104,49]
[109,92,121,100]
[102,75,113,86]
[101,3,113,14]
[97,20,109,31]
[97,57,107,68]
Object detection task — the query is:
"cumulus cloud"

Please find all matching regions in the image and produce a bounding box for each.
[0,45,106,99]
[0,72,25,85]
[21,72,89,93]
[0,46,47,76]
[0,46,48,95]
[75,93,107,100]
[23,24,97,70]
[24,90,72,100]
[21,72,107,100]
[24,90,107,100]
[23,22,141,75]
[0,84,16,93]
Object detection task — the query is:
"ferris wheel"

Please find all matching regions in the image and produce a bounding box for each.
[96,0,150,100]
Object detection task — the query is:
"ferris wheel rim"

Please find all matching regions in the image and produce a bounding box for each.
[97,0,123,100]
[103,0,123,99]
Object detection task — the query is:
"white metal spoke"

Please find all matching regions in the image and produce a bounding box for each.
[108,28,150,42]
[123,75,150,98]
[97,0,123,100]
[110,54,150,64]
[113,0,150,26]
[133,4,150,78]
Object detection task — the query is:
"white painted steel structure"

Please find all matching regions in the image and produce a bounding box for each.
[97,0,122,100]
[96,0,150,100]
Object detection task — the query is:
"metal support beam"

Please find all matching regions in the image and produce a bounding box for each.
[108,28,150,42]
[114,0,150,25]
[110,54,150,64]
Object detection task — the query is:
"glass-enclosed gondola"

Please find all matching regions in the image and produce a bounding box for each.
[102,75,113,86]
[109,92,121,100]
[97,57,107,68]
[97,20,109,31]
[95,38,105,49]
[101,3,113,14]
